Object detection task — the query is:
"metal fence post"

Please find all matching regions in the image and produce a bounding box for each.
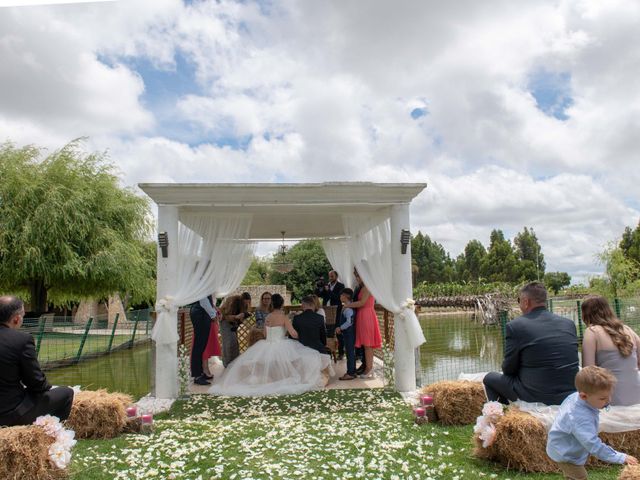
[129,310,139,348]
[106,313,120,353]
[548,298,554,313]
[74,317,93,363]
[35,316,47,356]
[576,300,583,342]
[614,298,622,319]
[499,311,508,353]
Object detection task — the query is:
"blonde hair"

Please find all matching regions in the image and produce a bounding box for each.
[575,366,617,394]
[310,294,321,312]
[582,296,634,357]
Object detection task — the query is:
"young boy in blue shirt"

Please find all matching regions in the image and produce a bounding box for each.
[546,366,637,479]
[336,288,356,381]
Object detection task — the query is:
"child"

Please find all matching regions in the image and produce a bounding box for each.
[546,366,638,479]
[336,288,356,380]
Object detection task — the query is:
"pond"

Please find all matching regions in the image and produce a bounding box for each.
[417,312,503,386]
[46,342,153,400]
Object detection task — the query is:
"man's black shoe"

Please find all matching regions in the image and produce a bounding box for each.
[194,375,211,385]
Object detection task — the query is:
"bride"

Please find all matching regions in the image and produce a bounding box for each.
[209,293,332,397]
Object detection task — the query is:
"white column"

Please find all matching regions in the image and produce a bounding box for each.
[390,203,416,392]
[155,205,179,399]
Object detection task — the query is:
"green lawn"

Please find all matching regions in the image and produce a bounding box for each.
[69,389,622,480]
[37,333,135,364]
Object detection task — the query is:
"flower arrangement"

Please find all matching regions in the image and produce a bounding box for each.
[34,415,76,470]
[473,401,504,448]
[178,344,191,399]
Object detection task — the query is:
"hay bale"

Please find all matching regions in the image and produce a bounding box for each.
[619,465,640,480]
[122,417,143,434]
[421,380,486,425]
[491,408,557,473]
[601,431,640,460]
[66,389,132,439]
[0,425,65,480]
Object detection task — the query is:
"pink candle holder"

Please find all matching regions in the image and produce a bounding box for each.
[126,406,138,418]
[421,395,433,406]
[141,413,153,424]
[413,406,428,425]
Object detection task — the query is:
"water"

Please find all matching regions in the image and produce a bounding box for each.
[46,342,153,400]
[417,312,503,385]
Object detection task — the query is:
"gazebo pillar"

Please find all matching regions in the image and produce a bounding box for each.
[390,203,417,392]
[156,205,179,399]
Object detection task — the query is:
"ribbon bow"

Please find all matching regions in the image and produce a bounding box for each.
[396,297,425,349]
[152,296,179,346]
[155,296,176,313]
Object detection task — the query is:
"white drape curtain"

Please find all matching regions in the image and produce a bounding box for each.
[342,213,425,349]
[321,239,354,289]
[152,214,256,346]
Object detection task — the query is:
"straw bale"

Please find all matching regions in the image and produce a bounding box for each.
[619,465,640,480]
[66,389,132,439]
[600,431,640,460]
[0,425,65,480]
[490,408,557,473]
[421,380,486,425]
[122,417,143,434]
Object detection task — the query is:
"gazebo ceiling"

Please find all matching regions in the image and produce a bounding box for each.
[139,182,427,240]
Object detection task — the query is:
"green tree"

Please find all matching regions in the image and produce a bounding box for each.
[411,231,456,284]
[480,229,519,282]
[456,239,486,282]
[242,257,272,285]
[0,141,154,313]
[514,227,545,281]
[620,220,640,266]
[596,243,640,298]
[269,240,331,302]
[544,271,571,295]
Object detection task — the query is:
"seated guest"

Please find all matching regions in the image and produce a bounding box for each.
[254,291,272,328]
[311,294,326,323]
[581,296,640,406]
[0,296,74,426]
[292,296,328,355]
[483,282,579,405]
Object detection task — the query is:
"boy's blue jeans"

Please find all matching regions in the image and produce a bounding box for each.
[342,326,356,376]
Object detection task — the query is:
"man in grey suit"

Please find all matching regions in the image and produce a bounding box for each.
[483,282,579,405]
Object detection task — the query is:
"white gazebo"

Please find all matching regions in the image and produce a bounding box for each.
[139,182,427,398]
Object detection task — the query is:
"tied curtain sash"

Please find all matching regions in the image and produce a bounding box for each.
[152,214,256,346]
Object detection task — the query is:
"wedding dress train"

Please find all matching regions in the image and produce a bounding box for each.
[208,326,332,397]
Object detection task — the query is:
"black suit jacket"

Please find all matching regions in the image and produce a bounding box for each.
[292,310,328,354]
[0,325,51,417]
[503,306,579,405]
[319,281,344,307]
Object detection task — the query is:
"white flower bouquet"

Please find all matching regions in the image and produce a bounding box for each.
[34,415,77,470]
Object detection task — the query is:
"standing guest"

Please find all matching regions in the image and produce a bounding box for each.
[0,296,74,426]
[336,288,356,380]
[319,270,345,359]
[546,366,637,479]
[483,281,579,405]
[581,296,640,406]
[352,277,365,374]
[201,301,221,380]
[344,269,382,379]
[254,291,272,328]
[190,295,217,385]
[220,295,249,367]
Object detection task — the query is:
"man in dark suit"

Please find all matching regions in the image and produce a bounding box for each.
[0,296,74,426]
[483,282,579,405]
[292,296,329,354]
[317,270,345,358]
[189,294,218,385]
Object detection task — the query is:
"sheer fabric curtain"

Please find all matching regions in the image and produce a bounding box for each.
[321,239,354,289]
[343,213,425,349]
[152,214,256,346]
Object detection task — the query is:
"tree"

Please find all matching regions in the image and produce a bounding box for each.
[596,243,640,298]
[620,220,640,267]
[544,272,571,295]
[242,257,272,285]
[0,141,154,313]
[514,227,545,282]
[269,240,332,302]
[480,229,519,282]
[411,231,456,284]
[457,239,486,282]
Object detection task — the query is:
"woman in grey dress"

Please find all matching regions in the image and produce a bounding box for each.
[582,296,640,406]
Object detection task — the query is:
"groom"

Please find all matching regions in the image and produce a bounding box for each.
[292,296,328,355]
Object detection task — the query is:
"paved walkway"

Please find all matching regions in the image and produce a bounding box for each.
[190,356,384,394]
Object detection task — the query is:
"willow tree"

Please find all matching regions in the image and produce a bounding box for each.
[0,141,154,313]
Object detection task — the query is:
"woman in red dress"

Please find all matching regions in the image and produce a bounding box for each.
[345,269,381,378]
[193,305,221,379]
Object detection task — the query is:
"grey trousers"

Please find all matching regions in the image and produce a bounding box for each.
[220,320,239,367]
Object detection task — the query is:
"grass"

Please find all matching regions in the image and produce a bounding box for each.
[68,389,623,480]
[37,333,137,364]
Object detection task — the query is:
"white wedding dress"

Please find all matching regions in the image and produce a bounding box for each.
[208,326,333,397]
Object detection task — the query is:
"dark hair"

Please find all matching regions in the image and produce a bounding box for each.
[329,270,338,278]
[341,288,354,301]
[241,292,252,301]
[519,281,547,305]
[271,293,284,309]
[222,295,246,316]
[0,296,24,324]
[301,295,315,307]
[582,296,634,357]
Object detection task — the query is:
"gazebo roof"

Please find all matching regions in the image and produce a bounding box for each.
[139,182,427,240]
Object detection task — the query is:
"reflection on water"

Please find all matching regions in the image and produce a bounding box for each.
[46,342,152,400]
[418,313,503,385]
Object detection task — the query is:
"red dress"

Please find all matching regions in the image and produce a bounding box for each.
[191,320,222,360]
[355,289,382,349]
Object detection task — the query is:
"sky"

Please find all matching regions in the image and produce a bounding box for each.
[1,0,639,284]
